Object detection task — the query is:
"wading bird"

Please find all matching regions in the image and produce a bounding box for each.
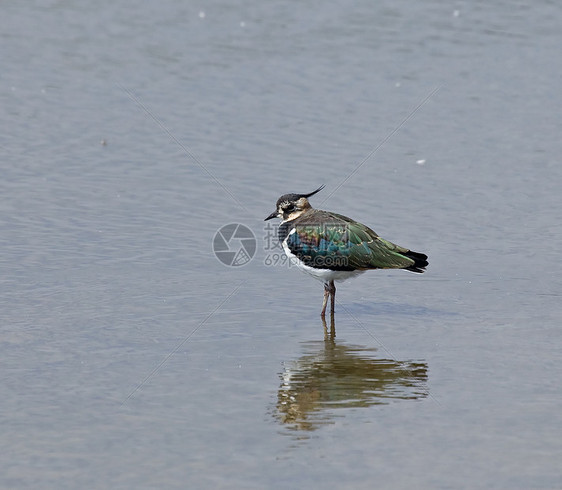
[265,185,428,318]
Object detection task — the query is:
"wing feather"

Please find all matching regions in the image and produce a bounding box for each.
[286,210,419,271]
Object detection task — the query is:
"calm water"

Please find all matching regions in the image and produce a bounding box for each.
[2,1,562,488]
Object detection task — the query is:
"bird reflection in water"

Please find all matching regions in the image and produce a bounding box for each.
[275,318,428,432]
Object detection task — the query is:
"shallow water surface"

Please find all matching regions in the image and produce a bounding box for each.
[2,1,562,488]
[274,334,429,433]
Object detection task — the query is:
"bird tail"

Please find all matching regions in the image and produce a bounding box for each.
[404,250,428,273]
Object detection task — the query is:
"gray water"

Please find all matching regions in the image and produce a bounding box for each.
[2,1,562,488]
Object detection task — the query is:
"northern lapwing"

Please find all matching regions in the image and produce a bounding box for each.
[265,185,428,318]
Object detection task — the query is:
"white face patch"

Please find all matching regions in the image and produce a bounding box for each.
[284,210,306,221]
[279,198,309,222]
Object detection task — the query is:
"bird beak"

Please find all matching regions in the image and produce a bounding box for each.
[264,210,278,221]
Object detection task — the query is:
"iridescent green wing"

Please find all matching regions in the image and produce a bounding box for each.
[290,211,416,270]
[287,216,355,270]
[329,212,417,270]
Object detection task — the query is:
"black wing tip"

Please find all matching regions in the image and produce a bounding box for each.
[404,251,428,273]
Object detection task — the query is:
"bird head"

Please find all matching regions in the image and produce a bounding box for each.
[264,185,325,222]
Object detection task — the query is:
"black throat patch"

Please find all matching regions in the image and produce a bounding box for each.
[277,221,292,243]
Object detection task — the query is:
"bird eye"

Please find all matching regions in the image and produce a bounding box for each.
[284,204,295,212]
